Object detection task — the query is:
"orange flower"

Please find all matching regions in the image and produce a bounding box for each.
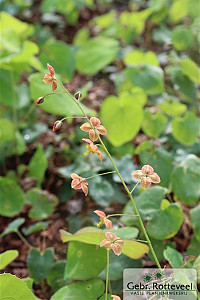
[43,63,57,92]
[94,210,113,229]
[82,138,102,161]
[80,117,106,141]
[70,173,88,196]
[100,232,125,256]
[132,164,160,190]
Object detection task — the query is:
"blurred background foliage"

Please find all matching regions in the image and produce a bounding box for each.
[0,0,200,299]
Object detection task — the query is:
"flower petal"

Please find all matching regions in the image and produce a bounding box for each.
[81,183,88,196]
[97,125,107,135]
[100,239,111,248]
[104,218,113,230]
[82,138,93,144]
[52,80,57,92]
[70,173,80,180]
[43,74,52,84]
[94,210,106,218]
[90,117,101,127]
[132,170,143,179]
[148,172,161,183]
[111,295,121,300]
[141,177,152,189]
[89,129,98,141]
[80,122,91,132]
[142,165,154,175]
[105,232,117,241]
[47,63,55,75]
[111,243,122,256]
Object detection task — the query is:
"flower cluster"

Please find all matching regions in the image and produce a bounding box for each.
[132,165,160,189]
[94,210,113,229]
[80,117,106,141]
[43,63,57,92]
[82,138,102,161]
[100,232,125,256]
[70,173,88,196]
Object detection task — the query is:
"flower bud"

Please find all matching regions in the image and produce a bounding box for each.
[36,97,44,105]
[53,120,62,131]
[74,91,82,100]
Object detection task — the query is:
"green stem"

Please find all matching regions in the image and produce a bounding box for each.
[60,116,87,122]
[16,231,33,249]
[105,249,110,300]
[130,181,140,194]
[107,213,138,218]
[85,171,116,181]
[58,81,162,270]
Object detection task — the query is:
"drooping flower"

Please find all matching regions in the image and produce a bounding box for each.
[70,173,88,196]
[94,210,113,229]
[111,295,121,300]
[74,91,82,100]
[36,96,44,105]
[82,138,102,161]
[80,117,106,141]
[132,164,160,190]
[100,232,125,256]
[53,120,62,131]
[43,63,57,92]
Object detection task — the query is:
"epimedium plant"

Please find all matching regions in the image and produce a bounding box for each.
[35,63,163,299]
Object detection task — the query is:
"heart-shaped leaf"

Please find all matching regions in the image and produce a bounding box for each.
[172,112,199,146]
[27,248,54,283]
[0,218,25,237]
[142,109,168,138]
[0,178,26,217]
[164,247,183,268]
[190,205,200,241]
[100,92,143,146]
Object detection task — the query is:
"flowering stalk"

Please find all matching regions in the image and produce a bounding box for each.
[57,85,162,270]
[106,249,110,300]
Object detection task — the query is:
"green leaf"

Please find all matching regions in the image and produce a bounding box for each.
[27,144,48,186]
[0,178,26,217]
[170,155,200,204]
[51,278,105,300]
[190,205,200,241]
[22,222,49,235]
[172,26,194,50]
[0,273,35,300]
[147,238,175,261]
[26,188,58,220]
[169,0,188,23]
[123,50,159,66]
[99,252,142,281]
[64,242,106,280]
[121,187,183,240]
[172,112,199,146]
[158,100,187,117]
[47,261,69,292]
[164,247,183,268]
[89,176,126,207]
[180,58,200,83]
[60,227,149,259]
[187,237,200,257]
[39,41,75,81]
[0,118,15,143]
[0,218,25,237]
[142,109,168,138]
[125,65,164,95]
[140,148,173,187]
[28,73,95,116]
[27,248,54,283]
[100,93,143,146]
[75,36,119,75]
[193,255,200,284]
[0,250,19,269]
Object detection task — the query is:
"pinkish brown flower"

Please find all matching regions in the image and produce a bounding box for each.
[43,63,57,92]
[100,232,125,256]
[74,91,82,100]
[53,120,62,132]
[132,164,160,190]
[71,173,88,196]
[111,295,121,300]
[94,210,113,229]
[80,117,107,141]
[82,138,102,161]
